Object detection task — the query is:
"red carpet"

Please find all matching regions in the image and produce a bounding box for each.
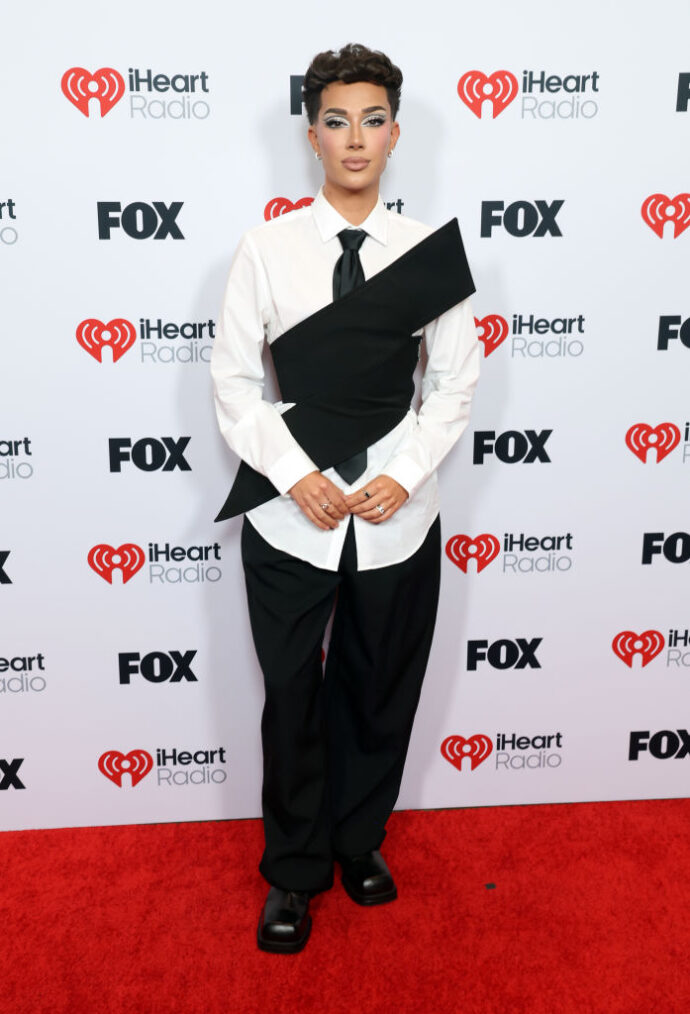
[2,800,690,1014]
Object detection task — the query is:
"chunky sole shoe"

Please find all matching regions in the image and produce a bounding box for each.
[338,850,398,906]
[257,912,312,953]
[256,887,312,954]
[342,878,398,906]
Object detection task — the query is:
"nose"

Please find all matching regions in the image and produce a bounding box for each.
[348,122,364,148]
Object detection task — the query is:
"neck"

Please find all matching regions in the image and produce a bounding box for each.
[322,181,379,225]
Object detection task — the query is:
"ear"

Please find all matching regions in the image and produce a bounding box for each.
[389,120,400,154]
[307,123,319,157]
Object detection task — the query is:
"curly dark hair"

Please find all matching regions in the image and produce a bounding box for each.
[303,43,403,124]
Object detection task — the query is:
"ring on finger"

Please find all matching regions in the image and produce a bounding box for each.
[375,504,385,515]
[320,502,331,511]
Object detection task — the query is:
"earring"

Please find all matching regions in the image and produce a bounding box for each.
[314,151,322,160]
[387,151,393,158]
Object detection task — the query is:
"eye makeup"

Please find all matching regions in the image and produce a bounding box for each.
[323,113,388,129]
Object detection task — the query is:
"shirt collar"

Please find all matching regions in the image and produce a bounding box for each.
[311,186,389,246]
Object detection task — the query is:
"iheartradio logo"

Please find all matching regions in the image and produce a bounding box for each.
[76,318,136,363]
[441,734,493,771]
[612,630,665,668]
[625,423,680,463]
[641,193,690,239]
[457,71,518,119]
[445,534,500,574]
[61,67,125,117]
[88,544,145,584]
[475,314,509,357]
[264,196,314,221]
[98,749,153,787]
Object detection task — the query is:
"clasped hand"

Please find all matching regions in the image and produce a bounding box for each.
[288,471,409,531]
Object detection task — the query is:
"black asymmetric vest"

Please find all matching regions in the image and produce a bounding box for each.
[215,218,475,521]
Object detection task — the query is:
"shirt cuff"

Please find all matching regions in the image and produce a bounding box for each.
[381,454,427,499]
[266,446,318,496]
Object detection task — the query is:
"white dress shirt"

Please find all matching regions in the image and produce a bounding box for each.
[211,187,480,572]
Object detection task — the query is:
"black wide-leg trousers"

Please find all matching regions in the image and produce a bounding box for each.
[240,513,441,895]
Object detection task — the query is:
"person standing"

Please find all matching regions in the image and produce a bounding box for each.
[211,43,479,953]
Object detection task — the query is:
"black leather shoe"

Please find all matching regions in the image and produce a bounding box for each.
[257,886,312,954]
[337,849,398,906]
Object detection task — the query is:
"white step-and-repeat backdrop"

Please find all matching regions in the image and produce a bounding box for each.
[2,0,689,830]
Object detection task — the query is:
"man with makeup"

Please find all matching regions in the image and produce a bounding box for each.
[211,43,479,953]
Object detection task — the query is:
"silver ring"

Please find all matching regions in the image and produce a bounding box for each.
[363,490,371,499]
[320,502,330,511]
[376,504,385,515]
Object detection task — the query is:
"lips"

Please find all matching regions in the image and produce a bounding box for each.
[342,158,370,171]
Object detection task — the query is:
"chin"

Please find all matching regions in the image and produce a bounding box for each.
[337,171,380,192]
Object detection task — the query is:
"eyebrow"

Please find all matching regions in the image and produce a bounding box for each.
[322,106,387,115]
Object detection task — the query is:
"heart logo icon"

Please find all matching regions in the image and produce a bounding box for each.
[88,544,145,584]
[76,318,136,363]
[625,423,680,463]
[640,193,690,239]
[264,196,314,221]
[475,314,509,356]
[445,534,500,574]
[98,749,153,787]
[612,630,665,668]
[61,67,125,117]
[457,70,518,119]
[441,735,493,771]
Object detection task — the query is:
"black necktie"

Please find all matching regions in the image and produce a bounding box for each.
[332,229,368,484]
